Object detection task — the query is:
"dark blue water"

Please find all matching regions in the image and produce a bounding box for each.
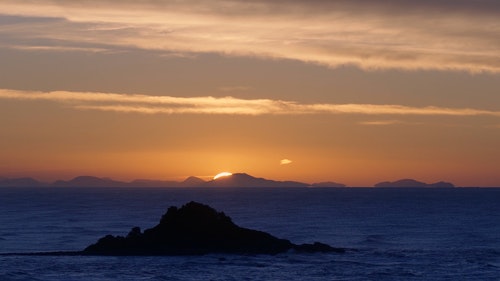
[1,187,499,280]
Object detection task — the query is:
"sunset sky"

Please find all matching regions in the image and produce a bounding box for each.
[1,1,499,186]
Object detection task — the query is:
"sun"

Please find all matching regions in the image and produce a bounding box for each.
[213,172,232,180]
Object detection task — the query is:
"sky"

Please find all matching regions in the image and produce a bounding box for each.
[1,0,499,186]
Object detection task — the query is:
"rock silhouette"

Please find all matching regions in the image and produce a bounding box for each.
[84,201,344,255]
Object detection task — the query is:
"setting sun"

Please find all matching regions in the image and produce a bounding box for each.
[213,172,232,180]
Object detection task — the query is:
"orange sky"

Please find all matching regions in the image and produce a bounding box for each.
[1,1,500,186]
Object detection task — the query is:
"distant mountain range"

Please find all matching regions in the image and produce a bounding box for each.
[0,173,348,188]
[0,177,46,187]
[0,174,455,188]
[374,179,455,188]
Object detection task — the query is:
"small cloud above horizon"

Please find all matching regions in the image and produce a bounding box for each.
[280,159,292,165]
[359,120,402,126]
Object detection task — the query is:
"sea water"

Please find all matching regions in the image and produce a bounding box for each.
[0,187,499,280]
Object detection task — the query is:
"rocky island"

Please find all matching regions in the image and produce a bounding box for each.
[84,201,344,255]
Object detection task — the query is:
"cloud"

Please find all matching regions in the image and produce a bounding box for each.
[280,159,292,165]
[2,44,110,53]
[0,1,499,72]
[358,120,423,126]
[2,88,500,118]
[359,120,403,126]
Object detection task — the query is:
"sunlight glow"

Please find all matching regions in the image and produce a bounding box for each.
[213,172,232,180]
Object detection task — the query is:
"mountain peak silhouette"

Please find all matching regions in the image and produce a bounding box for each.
[53,176,125,187]
[0,177,46,187]
[205,173,309,188]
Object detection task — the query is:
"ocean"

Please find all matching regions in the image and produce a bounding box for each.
[0,187,499,280]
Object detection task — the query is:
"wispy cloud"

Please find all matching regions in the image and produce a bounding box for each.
[359,120,403,126]
[2,88,500,117]
[359,120,423,126]
[1,44,110,53]
[0,1,499,73]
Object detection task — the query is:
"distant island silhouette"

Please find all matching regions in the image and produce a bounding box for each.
[374,179,455,188]
[0,177,44,187]
[0,173,347,188]
[0,174,458,188]
[311,181,346,188]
